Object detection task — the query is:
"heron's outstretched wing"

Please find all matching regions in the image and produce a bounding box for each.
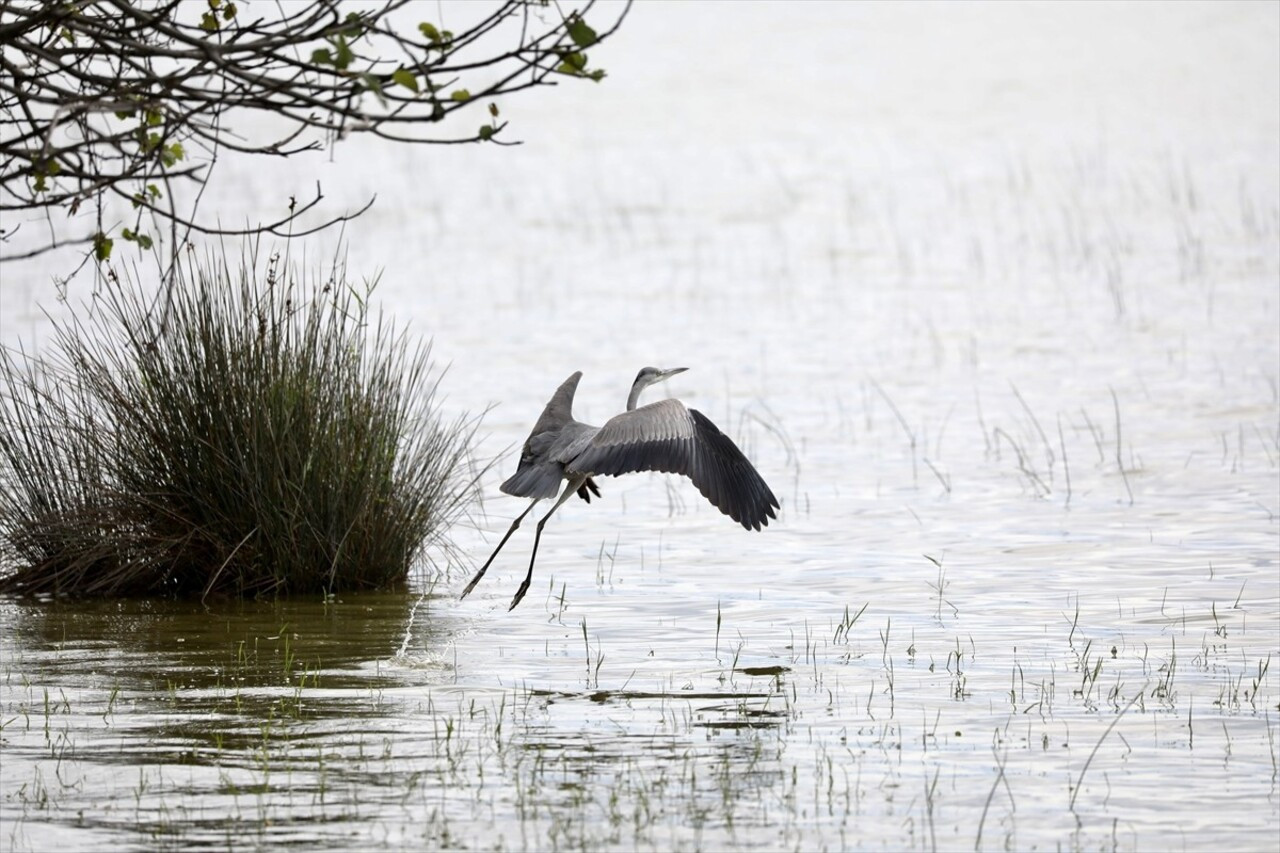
[567,399,779,530]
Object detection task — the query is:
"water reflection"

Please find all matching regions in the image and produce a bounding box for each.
[0,593,820,851]
[0,591,454,781]
[3,592,435,691]
[0,592,450,850]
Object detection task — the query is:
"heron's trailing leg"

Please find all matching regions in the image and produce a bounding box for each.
[460,498,542,598]
[509,475,588,611]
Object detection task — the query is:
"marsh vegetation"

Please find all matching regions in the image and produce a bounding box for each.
[0,248,480,597]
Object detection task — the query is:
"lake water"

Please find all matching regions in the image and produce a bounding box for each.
[2,3,1278,850]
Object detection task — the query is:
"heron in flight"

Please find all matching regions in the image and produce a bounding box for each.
[461,367,779,610]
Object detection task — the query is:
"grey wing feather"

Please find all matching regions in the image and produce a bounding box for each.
[684,408,780,530]
[567,399,779,530]
[528,371,582,436]
[500,371,584,499]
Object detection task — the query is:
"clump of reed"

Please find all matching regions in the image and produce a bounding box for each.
[0,246,480,598]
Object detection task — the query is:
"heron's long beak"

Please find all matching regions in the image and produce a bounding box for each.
[658,367,688,382]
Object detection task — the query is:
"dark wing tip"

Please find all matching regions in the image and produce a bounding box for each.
[689,409,779,531]
[568,404,779,530]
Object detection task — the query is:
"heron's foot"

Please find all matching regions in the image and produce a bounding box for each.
[460,567,487,599]
[508,577,532,611]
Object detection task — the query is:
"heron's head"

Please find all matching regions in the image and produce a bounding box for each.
[634,366,688,389]
[628,366,688,410]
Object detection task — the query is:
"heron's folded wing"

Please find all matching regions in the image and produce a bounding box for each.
[568,400,779,530]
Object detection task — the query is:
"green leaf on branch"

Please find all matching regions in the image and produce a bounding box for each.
[567,15,597,47]
[32,159,59,193]
[557,51,590,75]
[223,2,237,20]
[450,89,470,102]
[311,48,332,66]
[160,143,185,167]
[478,124,494,140]
[333,36,354,70]
[359,73,387,105]
[93,232,113,262]
[340,12,365,37]
[392,67,419,93]
[418,22,453,45]
[121,229,154,251]
[199,11,218,32]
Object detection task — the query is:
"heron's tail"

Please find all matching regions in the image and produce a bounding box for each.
[500,462,565,499]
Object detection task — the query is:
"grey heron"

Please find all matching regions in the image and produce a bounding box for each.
[461,367,780,610]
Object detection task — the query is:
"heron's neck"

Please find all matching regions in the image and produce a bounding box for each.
[626,380,647,411]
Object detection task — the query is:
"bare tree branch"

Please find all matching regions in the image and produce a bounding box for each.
[0,0,629,273]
